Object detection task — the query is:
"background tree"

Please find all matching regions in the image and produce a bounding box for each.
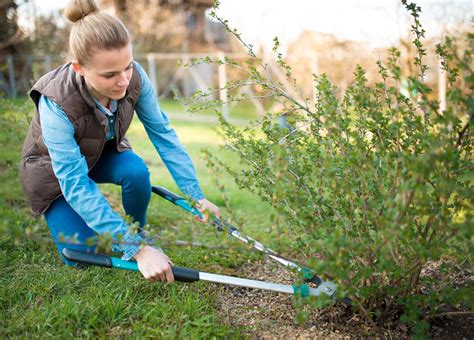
[32,12,69,57]
[0,0,28,54]
[100,0,231,53]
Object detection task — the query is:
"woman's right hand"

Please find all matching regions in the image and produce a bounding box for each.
[133,245,174,283]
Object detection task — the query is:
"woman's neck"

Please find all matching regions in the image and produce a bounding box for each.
[85,80,110,108]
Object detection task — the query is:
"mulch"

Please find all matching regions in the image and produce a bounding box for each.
[210,257,473,338]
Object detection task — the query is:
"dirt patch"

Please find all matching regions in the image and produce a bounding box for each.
[428,313,474,339]
[211,258,406,338]
[211,257,473,338]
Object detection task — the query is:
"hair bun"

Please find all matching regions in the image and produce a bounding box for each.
[64,0,99,23]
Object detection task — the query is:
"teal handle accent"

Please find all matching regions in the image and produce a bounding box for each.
[175,199,203,219]
[111,256,200,282]
[302,267,322,285]
[293,284,310,297]
[302,268,313,280]
[111,257,139,271]
[152,185,204,219]
[111,257,200,282]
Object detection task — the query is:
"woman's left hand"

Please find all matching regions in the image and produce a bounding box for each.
[196,199,220,222]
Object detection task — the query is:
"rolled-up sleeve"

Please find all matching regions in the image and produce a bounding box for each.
[133,61,205,200]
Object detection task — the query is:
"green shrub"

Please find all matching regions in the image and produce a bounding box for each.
[180,1,473,334]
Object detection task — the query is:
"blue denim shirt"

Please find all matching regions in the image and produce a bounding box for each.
[39,61,204,260]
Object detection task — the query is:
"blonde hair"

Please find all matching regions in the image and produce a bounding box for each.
[64,0,131,66]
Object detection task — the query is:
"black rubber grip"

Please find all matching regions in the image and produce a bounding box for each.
[62,248,112,268]
[340,297,352,306]
[152,186,183,203]
[172,266,200,282]
[306,275,323,286]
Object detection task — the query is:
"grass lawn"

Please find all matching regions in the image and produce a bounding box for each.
[0,98,273,337]
[159,98,266,121]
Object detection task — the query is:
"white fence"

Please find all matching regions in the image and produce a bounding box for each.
[0,52,267,118]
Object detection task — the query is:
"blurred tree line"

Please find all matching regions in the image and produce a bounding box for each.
[1,0,232,56]
[1,0,471,100]
[0,0,235,97]
[286,25,472,102]
[1,0,28,55]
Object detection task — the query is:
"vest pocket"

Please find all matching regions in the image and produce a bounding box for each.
[19,155,61,216]
[20,155,58,200]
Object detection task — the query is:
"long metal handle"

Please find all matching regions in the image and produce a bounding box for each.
[150,186,351,305]
[151,186,323,284]
[61,248,334,298]
[199,272,336,298]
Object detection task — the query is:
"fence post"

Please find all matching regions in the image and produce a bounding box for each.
[217,51,229,119]
[44,55,52,73]
[147,53,158,96]
[310,53,318,107]
[7,55,17,98]
[438,57,446,113]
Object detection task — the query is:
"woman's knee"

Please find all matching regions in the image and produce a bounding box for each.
[45,198,99,266]
[122,158,151,188]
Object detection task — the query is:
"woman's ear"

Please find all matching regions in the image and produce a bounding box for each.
[72,61,85,76]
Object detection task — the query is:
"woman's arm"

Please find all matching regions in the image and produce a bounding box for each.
[133,61,205,200]
[133,61,220,218]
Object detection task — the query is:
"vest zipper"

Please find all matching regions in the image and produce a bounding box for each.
[115,103,123,150]
[25,155,40,162]
[89,127,107,171]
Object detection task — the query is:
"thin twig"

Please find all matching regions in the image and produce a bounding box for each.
[456,120,471,149]
[225,143,276,185]
[278,117,319,144]
[353,296,378,328]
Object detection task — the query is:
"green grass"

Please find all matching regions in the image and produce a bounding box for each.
[0,98,272,337]
[159,97,271,121]
[0,234,250,337]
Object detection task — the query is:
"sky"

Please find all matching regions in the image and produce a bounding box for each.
[214,0,473,48]
[24,0,473,50]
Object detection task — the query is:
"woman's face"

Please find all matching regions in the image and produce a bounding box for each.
[73,44,134,103]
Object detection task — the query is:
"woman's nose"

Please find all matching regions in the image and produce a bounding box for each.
[117,72,130,87]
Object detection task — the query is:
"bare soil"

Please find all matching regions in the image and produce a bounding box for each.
[211,257,473,338]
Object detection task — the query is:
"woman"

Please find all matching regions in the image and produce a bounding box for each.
[19,0,219,283]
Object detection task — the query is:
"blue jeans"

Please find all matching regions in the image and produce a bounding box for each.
[44,146,151,266]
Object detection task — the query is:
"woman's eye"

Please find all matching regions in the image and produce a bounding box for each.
[102,65,132,79]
